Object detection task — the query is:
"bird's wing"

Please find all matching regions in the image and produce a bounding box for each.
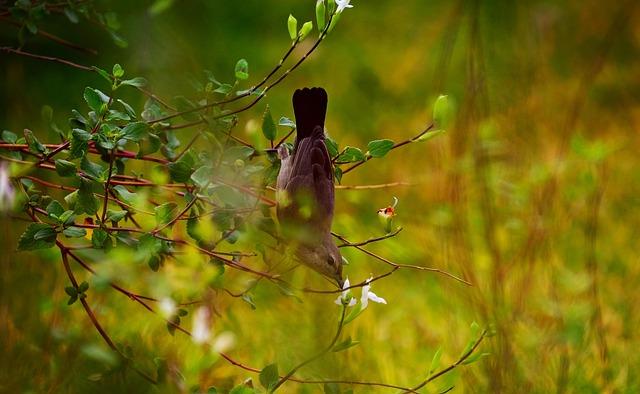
[280,126,334,234]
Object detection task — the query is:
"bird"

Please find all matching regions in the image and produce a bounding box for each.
[276,87,343,287]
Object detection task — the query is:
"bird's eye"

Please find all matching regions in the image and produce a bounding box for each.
[327,256,335,267]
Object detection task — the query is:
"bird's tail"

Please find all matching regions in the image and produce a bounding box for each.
[292,87,328,147]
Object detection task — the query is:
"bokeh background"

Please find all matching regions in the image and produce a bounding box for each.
[2,0,640,392]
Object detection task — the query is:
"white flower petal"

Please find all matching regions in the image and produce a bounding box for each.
[213,331,236,353]
[367,291,387,305]
[348,298,357,307]
[335,0,354,13]
[192,306,212,344]
[159,297,176,318]
[360,284,371,309]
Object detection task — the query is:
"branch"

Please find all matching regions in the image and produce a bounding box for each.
[332,232,472,286]
[341,123,435,175]
[0,46,94,71]
[338,227,403,248]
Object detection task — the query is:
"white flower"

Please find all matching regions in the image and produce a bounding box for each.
[213,331,236,353]
[159,297,176,318]
[360,277,387,310]
[0,162,15,212]
[335,0,353,13]
[334,277,357,307]
[192,306,212,344]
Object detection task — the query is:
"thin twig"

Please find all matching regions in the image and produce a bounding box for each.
[332,232,472,286]
[341,123,434,175]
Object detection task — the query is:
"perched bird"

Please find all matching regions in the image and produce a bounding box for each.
[276,87,343,287]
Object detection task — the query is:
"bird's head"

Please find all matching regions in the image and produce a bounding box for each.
[295,237,343,287]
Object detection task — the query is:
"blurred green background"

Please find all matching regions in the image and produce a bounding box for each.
[2,0,640,392]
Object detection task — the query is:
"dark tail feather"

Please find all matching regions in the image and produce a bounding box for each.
[293,87,328,147]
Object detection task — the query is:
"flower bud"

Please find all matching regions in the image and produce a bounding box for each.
[299,21,313,40]
[287,14,298,40]
[377,197,398,233]
[316,0,326,31]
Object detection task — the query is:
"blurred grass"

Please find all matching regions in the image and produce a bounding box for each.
[2,0,640,392]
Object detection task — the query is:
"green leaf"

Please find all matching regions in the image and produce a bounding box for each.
[316,0,326,31]
[416,129,446,142]
[1,130,18,143]
[79,281,89,292]
[65,286,77,297]
[148,255,162,272]
[429,347,443,375]
[106,209,127,223]
[92,229,111,249]
[112,63,124,78]
[367,139,394,158]
[137,132,161,156]
[343,306,364,325]
[84,87,107,113]
[155,202,177,226]
[462,352,490,365]
[222,146,254,163]
[328,8,341,32]
[117,99,136,119]
[64,7,79,23]
[337,146,365,163]
[46,200,65,218]
[109,30,128,48]
[287,14,298,40]
[191,165,213,188]
[214,83,233,94]
[24,129,47,154]
[278,117,295,128]
[112,185,137,204]
[106,110,130,122]
[64,190,78,210]
[55,159,77,177]
[332,336,360,352]
[168,151,197,183]
[334,166,342,184]
[432,94,451,130]
[18,223,57,250]
[299,21,313,40]
[120,77,147,88]
[120,122,149,142]
[67,294,78,305]
[80,157,104,180]
[58,210,76,225]
[69,128,91,159]
[63,226,87,238]
[259,363,279,391]
[93,67,112,85]
[77,179,98,215]
[325,136,338,158]
[261,105,277,141]
[241,293,256,310]
[235,59,249,80]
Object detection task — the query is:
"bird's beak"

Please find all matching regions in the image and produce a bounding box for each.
[336,278,344,288]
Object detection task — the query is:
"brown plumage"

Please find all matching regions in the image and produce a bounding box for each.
[276,87,343,286]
